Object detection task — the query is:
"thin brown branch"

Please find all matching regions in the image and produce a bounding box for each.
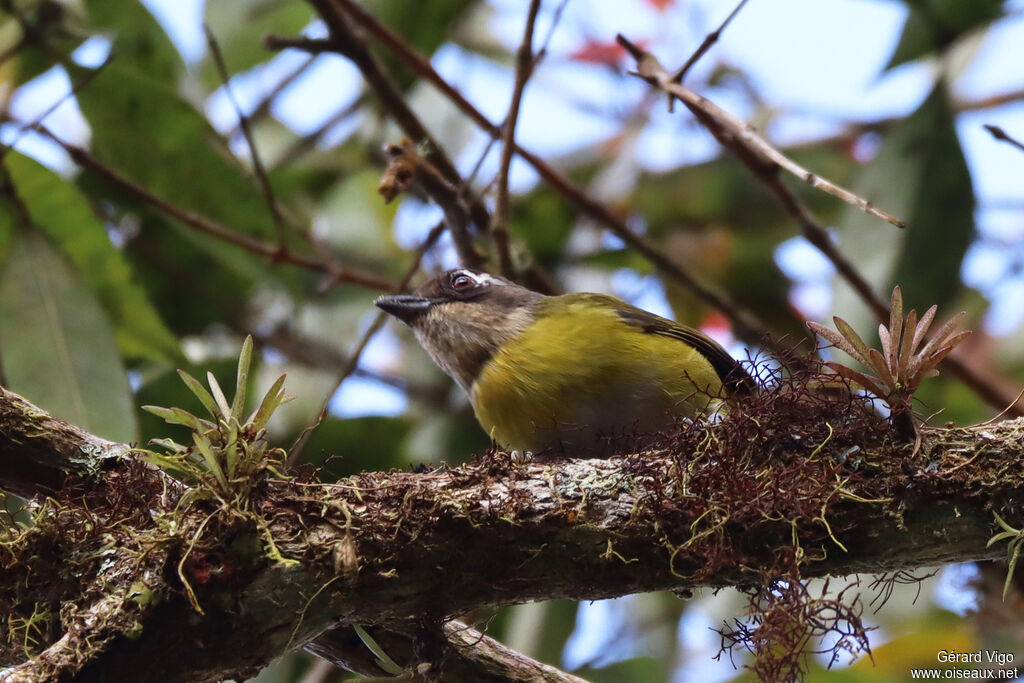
[534,0,571,67]
[378,141,473,248]
[616,35,1024,418]
[205,24,291,251]
[28,124,392,291]
[984,124,1024,153]
[264,35,338,54]
[492,0,543,278]
[959,87,1024,112]
[229,53,317,139]
[0,53,112,161]
[315,0,776,345]
[308,621,590,682]
[670,0,749,84]
[272,95,364,169]
[304,0,487,268]
[617,34,905,228]
[287,222,446,464]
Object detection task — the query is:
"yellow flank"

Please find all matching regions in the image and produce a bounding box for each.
[470,294,723,453]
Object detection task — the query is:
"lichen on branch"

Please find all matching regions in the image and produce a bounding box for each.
[1,355,1022,681]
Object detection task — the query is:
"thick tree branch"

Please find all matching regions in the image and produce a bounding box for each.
[1,385,1021,681]
[0,386,129,498]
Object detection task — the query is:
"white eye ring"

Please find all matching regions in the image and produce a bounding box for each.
[451,273,475,290]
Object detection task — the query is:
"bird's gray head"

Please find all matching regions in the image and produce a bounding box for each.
[375,268,544,391]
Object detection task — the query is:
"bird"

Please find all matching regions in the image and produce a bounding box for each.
[376,268,754,458]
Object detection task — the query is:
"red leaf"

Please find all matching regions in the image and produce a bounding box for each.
[701,311,731,334]
[646,0,674,10]
[571,39,633,65]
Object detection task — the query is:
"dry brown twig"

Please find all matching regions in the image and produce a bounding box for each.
[616,34,904,228]
[296,0,777,345]
[205,24,291,251]
[984,124,1024,153]
[616,32,1023,417]
[671,0,749,84]
[287,221,446,465]
[303,0,488,268]
[28,124,393,291]
[491,0,544,278]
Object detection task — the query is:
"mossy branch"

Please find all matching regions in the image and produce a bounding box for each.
[2,381,1024,681]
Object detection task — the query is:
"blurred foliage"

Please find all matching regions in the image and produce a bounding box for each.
[0,0,1020,680]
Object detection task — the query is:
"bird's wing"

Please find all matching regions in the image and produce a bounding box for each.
[578,294,757,394]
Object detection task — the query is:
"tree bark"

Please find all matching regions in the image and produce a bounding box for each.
[0,386,1019,682]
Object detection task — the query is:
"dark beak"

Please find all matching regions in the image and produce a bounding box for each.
[375,294,437,324]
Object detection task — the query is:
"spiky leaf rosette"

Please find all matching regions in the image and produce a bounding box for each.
[141,336,293,507]
[807,287,970,437]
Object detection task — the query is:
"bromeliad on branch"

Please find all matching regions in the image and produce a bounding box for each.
[808,287,971,439]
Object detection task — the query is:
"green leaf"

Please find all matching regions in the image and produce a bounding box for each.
[886,0,1004,70]
[141,405,212,432]
[232,336,253,421]
[136,360,239,446]
[832,84,973,335]
[177,369,222,421]
[84,0,183,81]
[0,229,137,442]
[73,63,277,241]
[207,371,232,422]
[2,152,180,362]
[193,432,228,489]
[249,374,288,433]
[353,625,404,675]
[201,0,315,88]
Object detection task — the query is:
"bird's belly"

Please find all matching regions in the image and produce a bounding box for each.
[470,368,716,457]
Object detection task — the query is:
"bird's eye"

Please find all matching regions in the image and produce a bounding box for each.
[451,273,475,290]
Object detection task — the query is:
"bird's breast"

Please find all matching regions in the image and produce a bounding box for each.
[469,304,723,456]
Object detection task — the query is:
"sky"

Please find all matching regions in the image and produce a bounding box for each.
[3,2,1023,677]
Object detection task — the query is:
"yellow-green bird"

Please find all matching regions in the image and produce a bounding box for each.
[376,268,754,458]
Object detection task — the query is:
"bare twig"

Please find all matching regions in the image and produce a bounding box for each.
[617,34,904,228]
[29,124,392,291]
[535,0,571,67]
[287,222,445,464]
[304,0,487,267]
[273,95,364,169]
[313,0,775,344]
[228,53,317,139]
[984,124,1024,153]
[0,53,113,160]
[959,87,1024,112]
[377,141,475,249]
[616,35,1024,417]
[264,35,337,54]
[670,0,749,84]
[492,0,543,278]
[205,24,291,251]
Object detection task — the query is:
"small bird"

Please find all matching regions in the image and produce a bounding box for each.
[376,268,754,458]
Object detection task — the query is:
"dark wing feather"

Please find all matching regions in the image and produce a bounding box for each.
[591,295,756,394]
